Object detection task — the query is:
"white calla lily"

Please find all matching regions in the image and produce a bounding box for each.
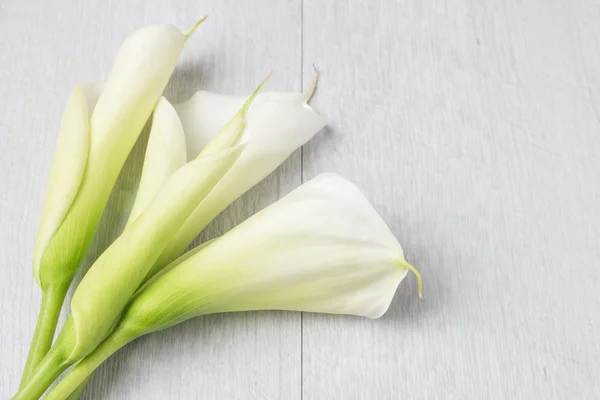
[143,87,326,276]
[19,20,204,389]
[135,173,420,324]
[43,174,422,400]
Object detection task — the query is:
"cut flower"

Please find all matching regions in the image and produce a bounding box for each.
[43,173,421,400]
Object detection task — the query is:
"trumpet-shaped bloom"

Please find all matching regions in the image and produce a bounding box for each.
[20,21,203,387]
[129,173,420,329]
[43,174,421,400]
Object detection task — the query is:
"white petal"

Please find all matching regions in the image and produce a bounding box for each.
[197,75,270,157]
[174,91,325,160]
[89,24,190,169]
[32,83,102,284]
[124,174,412,336]
[127,98,187,225]
[153,91,326,269]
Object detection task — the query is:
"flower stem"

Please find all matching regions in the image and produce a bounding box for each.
[13,334,70,400]
[19,284,68,388]
[64,376,91,400]
[44,326,134,400]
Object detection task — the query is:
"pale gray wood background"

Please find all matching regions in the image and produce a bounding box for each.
[1,0,599,399]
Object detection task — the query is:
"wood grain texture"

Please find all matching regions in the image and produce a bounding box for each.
[302,0,600,399]
[1,0,600,399]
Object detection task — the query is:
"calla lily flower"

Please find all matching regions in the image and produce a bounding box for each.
[13,81,259,400]
[43,173,422,400]
[20,21,204,386]
[143,84,327,277]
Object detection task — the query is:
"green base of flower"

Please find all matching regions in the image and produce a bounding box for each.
[14,316,78,400]
[44,326,133,400]
[14,316,135,400]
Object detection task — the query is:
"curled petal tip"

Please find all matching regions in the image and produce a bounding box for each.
[306,64,319,102]
[398,258,423,301]
[185,15,208,38]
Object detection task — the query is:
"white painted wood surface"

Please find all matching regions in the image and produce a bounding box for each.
[1,0,599,399]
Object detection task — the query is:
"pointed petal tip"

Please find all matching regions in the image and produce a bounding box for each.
[263,71,274,83]
[398,258,423,301]
[252,72,273,99]
[240,72,272,114]
[306,64,319,102]
[185,15,208,38]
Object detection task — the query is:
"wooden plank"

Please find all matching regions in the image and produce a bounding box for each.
[301,0,600,398]
[0,1,303,399]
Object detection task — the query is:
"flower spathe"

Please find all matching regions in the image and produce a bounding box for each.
[128,173,421,334]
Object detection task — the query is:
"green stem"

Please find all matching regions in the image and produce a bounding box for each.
[64,376,91,400]
[19,284,68,388]
[13,336,70,400]
[45,327,134,400]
